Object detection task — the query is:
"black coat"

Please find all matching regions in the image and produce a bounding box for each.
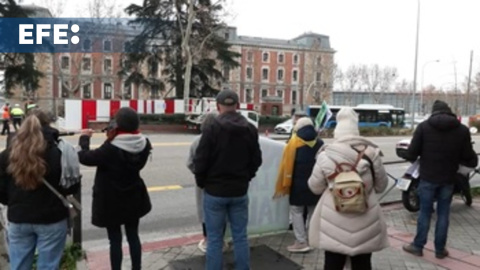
[0,126,79,224]
[289,126,323,206]
[194,111,262,197]
[406,112,478,185]
[78,135,152,228]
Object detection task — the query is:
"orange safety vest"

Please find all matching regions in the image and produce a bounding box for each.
[3,110,10,120]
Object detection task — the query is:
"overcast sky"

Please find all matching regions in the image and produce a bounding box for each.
[33,0,480,90]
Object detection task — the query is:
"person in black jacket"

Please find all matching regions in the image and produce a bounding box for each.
[194,90,262,270]
[278,117,323,253]
[78,107,152,270]
[403,100,478,259]
[0,109,79,270]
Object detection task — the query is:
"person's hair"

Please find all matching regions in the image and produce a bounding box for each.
[7,110,48,190]
[200,111,218,132]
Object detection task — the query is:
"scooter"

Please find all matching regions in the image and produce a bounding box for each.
[399,167,476,212]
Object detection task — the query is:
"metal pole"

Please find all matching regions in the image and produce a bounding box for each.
[410,0,421,129]
[466,50,474,115]
[72,182,82,248]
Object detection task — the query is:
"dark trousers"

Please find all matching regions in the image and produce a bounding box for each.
[324,251,372,270]
[12,117,22,131]
[1,120,9,135]
[106,219,142,270]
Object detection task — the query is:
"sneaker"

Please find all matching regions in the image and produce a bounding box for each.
[436,249,449,259]
[402,244,423,256]
[197,239,207,253]
[287,241,311,253]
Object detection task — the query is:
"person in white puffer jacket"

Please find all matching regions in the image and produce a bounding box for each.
[307,107,389,270]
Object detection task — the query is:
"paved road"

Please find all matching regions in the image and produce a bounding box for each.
[40,134,480,250]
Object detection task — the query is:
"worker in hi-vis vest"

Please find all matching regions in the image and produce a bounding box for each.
[10,104,25,131]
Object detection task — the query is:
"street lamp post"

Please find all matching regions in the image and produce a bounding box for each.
[420,59,440,115]
[410,0,420,128]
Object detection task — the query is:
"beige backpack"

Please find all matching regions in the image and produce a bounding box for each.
[327,147,369,214]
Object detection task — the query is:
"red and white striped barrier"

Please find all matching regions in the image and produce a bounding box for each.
[64,99,254,130]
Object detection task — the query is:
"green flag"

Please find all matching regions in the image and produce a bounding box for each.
[315,101,332,130]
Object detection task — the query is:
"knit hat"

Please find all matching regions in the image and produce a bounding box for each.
[114,107,139,132]
[294,117,313,132]
[431,100,452,114]
[334,107,360,139]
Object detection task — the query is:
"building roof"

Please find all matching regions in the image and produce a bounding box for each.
[228,28,334,52]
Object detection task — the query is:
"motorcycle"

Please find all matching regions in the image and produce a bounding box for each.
[397,164,476,212]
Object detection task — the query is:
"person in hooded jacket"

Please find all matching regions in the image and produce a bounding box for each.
[193,90,262,270]
[308,107,389,270]
[274,117,323,253]
[402,100,477,259]
[0,108,79,270]
[78,107,152,270]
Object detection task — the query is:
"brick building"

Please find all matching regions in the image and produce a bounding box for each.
[2,9,335,116]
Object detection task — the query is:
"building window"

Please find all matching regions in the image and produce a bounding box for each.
[104,58,112,73]
[246,67,253,80]
[293,54,299,65]
[149,61,159,77]
[83,38,91,51]
[103,83,112,99]
[292,90,297,105]
[277,89,284,99]
[262,68,269,81]
[103,40,112,52]
[124,41,131,52]
[261,89,268,98]
[82,57,91,72]
[247,51,253,62]
[292,70,298,82]
[151,84,160,99]
[123,81,132,99]
[61,81,69,98]
[316,56,322,66]
[278,53,284,63]
[245,88,253,103]
[82,83,91,99]
[262,52,269,62]
[316,72,321,82]
[277,69,284,81]
[224,32,230,40]
[223,66,230,81]
[61,56,69,70]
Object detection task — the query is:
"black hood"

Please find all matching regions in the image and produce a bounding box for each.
[42,126,59,146]
[427,112,460,131]
[296,125,317,141]
[215,111,250,132]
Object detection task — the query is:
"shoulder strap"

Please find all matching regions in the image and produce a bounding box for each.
[42,179,72,209]
[351,146,376,183]
[327,147,366,181]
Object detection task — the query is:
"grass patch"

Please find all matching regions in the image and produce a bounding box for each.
[32,243,83,270]
[470,186,480,197]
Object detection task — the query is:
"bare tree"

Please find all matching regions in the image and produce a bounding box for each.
[38,0,65,17]
[343,64,362,105]
[360,64,397,103]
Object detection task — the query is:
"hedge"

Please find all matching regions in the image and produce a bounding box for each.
[319,127,413,138]
[139,114,186,125]
[259,115,291,126]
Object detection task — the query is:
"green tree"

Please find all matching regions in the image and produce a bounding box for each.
[0,0,44,97]
[122,0,240,99]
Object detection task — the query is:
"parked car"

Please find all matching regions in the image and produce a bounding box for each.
[274,119,293,134]
[396,139,411,160]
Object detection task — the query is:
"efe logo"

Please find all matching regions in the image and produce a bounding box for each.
[19,24,79,45]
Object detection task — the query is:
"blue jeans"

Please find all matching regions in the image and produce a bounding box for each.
[413,180,453,253]
[8,218,68,270]
[203,192,250,270]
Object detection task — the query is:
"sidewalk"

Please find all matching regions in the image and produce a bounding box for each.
[80,199,480,270]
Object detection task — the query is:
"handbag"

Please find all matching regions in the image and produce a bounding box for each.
[42,179,82,230]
